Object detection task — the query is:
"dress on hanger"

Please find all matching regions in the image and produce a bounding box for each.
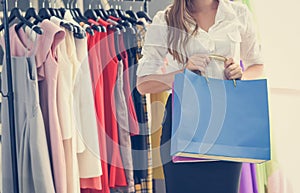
[62,11,103,187]
[50,16,80,193]
[34,20,68,193]
[101,21,127,189]
[0,24,56,193]
[80,29,105,192]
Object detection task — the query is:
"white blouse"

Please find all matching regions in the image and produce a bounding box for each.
[137,0,264,79]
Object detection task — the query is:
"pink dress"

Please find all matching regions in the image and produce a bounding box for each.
[35,20,67,193]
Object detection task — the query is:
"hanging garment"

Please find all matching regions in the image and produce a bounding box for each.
[81,27,108,192]
[63,10,86,154]
[60,24,82,193]
[74,30,102,180]
[50,16,80,193]
[150,92,169,180]
[128,23,153,193]
[101,24,127,188]
[62,11,103,181]
[34,20,68,193]
[0,25,55,193]
[109,16,139,136]
[121,35,139,136]
[114,58,135,193]
[239,163,259,193]
[128,27,149,184]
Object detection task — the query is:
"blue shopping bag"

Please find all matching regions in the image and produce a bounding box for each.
[171,69,271,163]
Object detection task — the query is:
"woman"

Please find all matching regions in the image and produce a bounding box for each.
[137,0,264,192]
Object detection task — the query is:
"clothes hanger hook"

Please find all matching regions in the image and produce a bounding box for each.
[97,0,101,9]
[89,0,95,9]
[66,0,71,9]
[14,0,18,7]
[69,0,74,8]
[73,0,78,8]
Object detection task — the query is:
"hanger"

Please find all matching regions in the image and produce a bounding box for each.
[84,0,98,21]
[50,0,74,33]
[136,11,152,23]
[109,14,136,35]
[97,0,110,20]
[107,3,120,18]
[72,23,85,39]
[94,2,109,20]
[38,0,51,20]
[57,0,67,18]
[65,0,92,36]
[26,1,43,22]
[47,0,56,17]
[118,9,139,28]
[136,4,152,23]
[125,5,145,26]
[69,0,79,21]
[92,4,107,32]
[15,0,43,31]
[83,0,107,33]
[48,0,63,19]
[38,0,72,32]
[0,0,43,34]
[107,16,127,34]
[71,0,94,26]
[125,10,138,21]
[98,1,139,34]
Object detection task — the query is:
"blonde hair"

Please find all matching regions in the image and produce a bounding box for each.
[165,0,198,64]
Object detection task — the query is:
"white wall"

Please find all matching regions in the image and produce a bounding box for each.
[253,0,300,89]
[252,0,300,192]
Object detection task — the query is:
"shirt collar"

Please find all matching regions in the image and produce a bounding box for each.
[188,0,237,32]
[215,0,237,24]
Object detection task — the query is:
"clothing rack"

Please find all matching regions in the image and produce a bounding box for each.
[0,0,151,192]
[0,0,19,192]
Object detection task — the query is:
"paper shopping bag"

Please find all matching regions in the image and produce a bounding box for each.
[171,69,271,163]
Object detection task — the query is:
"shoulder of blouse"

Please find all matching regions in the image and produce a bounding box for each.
[225,0,250,18]
[152,9,168,25]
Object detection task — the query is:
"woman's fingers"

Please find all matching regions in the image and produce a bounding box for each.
[224,58,243,79]
[224,58,234,68]
[227,68,243,79]
[186,60,206,72]
[186,55,210,73]
[224,63,243,79]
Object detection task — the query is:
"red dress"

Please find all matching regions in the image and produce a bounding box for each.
[82,18,128,192]
[99,18,127,188]
[80,25,109,192]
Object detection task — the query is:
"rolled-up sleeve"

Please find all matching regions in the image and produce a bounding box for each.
[137,11,169,77]
[240,5,264,70]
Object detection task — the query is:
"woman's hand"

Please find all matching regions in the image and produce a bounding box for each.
[224,58,243,80]
[185,54,210,74]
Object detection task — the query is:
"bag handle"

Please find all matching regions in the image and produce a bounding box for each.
[208,54,237,87]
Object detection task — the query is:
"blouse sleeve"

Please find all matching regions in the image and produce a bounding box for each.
[240,5,264,70]
[136,11,169,77]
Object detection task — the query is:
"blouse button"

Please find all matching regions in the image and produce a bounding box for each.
[208,41,215,52]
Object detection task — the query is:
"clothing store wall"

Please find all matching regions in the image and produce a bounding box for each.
[252,0,300,193]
